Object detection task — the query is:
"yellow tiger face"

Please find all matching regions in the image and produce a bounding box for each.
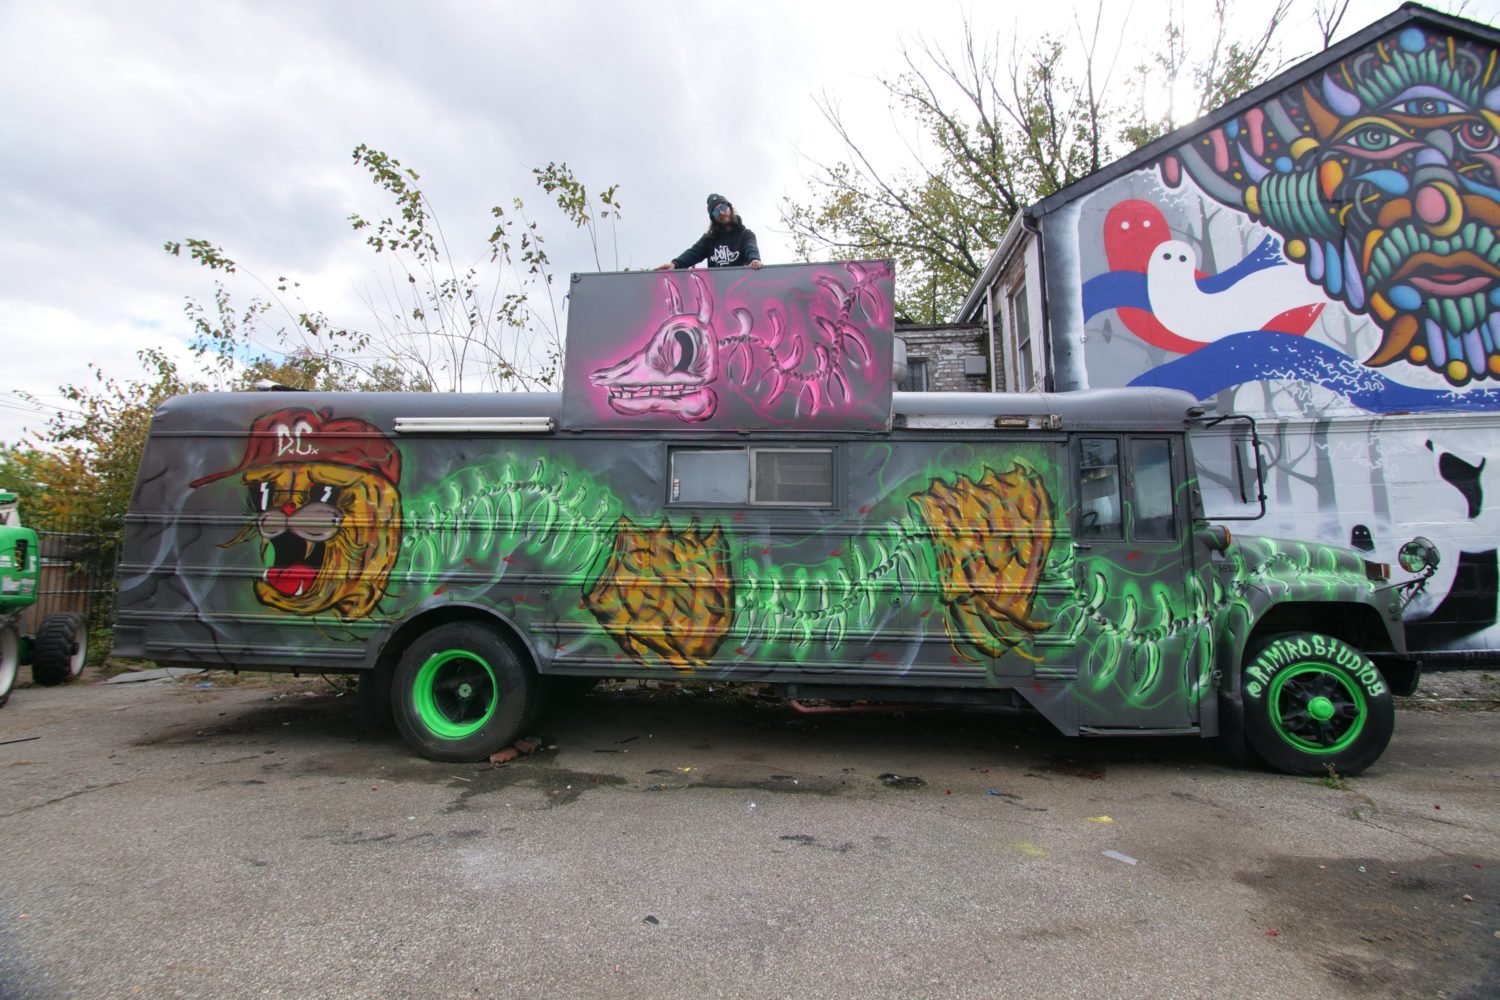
[583,515,733,668]
[239,461,402,620]
[908,464,1055,658]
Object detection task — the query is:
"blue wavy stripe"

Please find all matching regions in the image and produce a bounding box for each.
[1126,331,1500,413]
[1082,271,1148,320]
[1197,235,1282,293]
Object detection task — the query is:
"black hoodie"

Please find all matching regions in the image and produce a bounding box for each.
[671,223,761,269]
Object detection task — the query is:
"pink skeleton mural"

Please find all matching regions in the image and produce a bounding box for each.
[586,262,894,427]
[589,272,723,421]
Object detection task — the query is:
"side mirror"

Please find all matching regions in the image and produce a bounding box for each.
[1231,433,1261,504]
[1398,536,1441,575]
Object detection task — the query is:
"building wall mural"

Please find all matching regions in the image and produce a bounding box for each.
[1048,18,1500,654]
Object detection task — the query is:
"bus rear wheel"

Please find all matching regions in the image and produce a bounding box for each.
[1242,631,1394,777]
[391,622,536,762]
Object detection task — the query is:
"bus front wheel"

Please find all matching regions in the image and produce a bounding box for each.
[1242,631,1394,777]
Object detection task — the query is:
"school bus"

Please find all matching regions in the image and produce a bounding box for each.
[115,262,1432,774]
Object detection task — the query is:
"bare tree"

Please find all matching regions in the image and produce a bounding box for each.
[786,1,1296,321]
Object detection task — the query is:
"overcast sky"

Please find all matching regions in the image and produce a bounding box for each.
[2,0,1491,444]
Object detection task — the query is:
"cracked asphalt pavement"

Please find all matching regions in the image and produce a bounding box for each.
[1,672,1498,999]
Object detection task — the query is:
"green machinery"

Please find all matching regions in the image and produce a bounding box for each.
[0,490,89,706]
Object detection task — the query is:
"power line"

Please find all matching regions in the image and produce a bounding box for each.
[1,393,82,419]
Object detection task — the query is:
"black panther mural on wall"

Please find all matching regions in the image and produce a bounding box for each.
[1407,440,1498,646]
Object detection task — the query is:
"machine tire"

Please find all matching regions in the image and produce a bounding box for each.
[391,622,537,762]
[31,614,88,686]
[0,624,19,708]
[1242,631,1394,777]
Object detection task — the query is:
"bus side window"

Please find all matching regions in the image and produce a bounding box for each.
[670,447,835,506]
[753,449,835,506]
[1078,438,1123,539]
[671,450,749,503]
[1130,439,1176,541]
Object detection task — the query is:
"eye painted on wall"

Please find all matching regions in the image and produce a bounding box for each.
[1332,117,1417,158]
[1457,120,1498,152]
[1387,97,1458,116]
[1349,124,1402,151]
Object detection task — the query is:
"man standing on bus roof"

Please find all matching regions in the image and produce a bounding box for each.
[654,193,762,271]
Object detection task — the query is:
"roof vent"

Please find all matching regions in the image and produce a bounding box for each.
[891,337,908,385]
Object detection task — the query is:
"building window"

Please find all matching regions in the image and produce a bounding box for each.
[900,358,929,392]
[670,447,835,507]
[1010,284,1033,391]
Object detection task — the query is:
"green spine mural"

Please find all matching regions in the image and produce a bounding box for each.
[190,409,1385,724]
[396,454,1063,669]
[395,456,1381,695]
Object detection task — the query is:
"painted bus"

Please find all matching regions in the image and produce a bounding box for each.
[115,262,1432,774]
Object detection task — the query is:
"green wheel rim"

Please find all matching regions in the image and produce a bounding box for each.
[412,650,499,740]
[1267,662,1367,754]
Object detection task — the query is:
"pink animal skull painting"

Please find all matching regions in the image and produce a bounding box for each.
[579,261,895,431]
[590,272,721,422]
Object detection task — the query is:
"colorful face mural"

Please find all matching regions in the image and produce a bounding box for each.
[1160,25,1500,387]
[1062,17,1500,656]
[191,407,403,620]
[565,261,896,431]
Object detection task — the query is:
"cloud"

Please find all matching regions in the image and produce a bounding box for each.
[0,0,1447,444]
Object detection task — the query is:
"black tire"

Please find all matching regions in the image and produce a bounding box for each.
[0,624,19,708]
[391,622,537,762]
[31,614,88,687]
[1242,631,1394,776]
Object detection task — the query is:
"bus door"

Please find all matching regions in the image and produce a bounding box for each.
[1072,434,1200,731]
